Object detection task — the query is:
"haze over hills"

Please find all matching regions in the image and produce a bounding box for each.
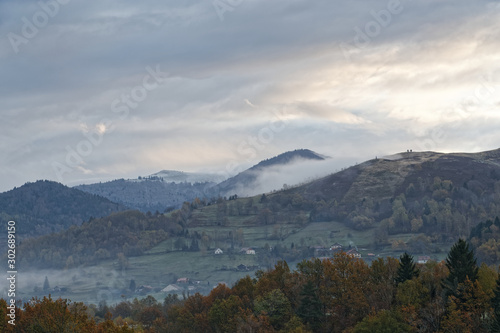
[214,149,327,197]
[0,180,127,239]
[75,149,329,212]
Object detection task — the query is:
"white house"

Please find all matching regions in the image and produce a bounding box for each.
[346,249,362,258]
[330,243,343,251]
[215,248,223,255]
[240,247,256,255]
[417,256,431,264]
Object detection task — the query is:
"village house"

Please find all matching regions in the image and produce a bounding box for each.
[214,248,223,255]
[177,277,189,284]
[240,247,256,255]
[330,243,343,251]
[346,249,362,258]
[417,256,431,264]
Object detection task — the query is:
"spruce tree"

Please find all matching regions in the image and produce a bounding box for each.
[43,276,50,292]
[395,252,419,285]
[297,280,323,330]
[491,274,500,332]
[443,239,478,297]
[129,279,136,292]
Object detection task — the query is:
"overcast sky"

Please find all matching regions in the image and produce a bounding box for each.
[1,0,500,192]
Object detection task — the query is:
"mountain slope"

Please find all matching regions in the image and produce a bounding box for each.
[17,209,185,269]
[215,149,326,196]
[294,149,500,236]
[75,178,217,213]
[0,180,127,238]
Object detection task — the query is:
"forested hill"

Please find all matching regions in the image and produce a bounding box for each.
[17,210,185,269]
[290,149,500,239]
[0,180,127,238]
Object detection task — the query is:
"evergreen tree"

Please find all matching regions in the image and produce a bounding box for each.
[491,274,500,332]
[190,238,200,252]
[129,279,136,292]
[443,239,478,297]
[395,252,419,285]
[297,280,323,330]
[43,276,50,292]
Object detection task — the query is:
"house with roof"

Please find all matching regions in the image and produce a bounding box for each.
[330,243,343,251]
[240,247,256,255]
[214,248,223,255]
[346,249,362,258]
[177,277,189,284]
[417,256,431,264]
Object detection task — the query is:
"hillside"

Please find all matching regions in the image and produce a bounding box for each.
[188,149,500,246]
[75,178,217,213]
[215,149,326,197]
[0,180,127,238]
[296,149,500,238]
[17,209,185,269]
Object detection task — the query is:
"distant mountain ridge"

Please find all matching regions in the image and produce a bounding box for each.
[75,149,328,212]
[0,180,126,238]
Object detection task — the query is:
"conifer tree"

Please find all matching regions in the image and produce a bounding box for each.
[491,274,500,332]
[43,276,50,292]
[395,252,419,285]
[443,239,478,297]
[297,280,323,330]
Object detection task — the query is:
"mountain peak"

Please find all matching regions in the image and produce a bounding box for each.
[216,149,327,196]
[250,149,326,170]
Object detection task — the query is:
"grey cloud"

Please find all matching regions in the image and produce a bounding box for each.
[1,0,499,191]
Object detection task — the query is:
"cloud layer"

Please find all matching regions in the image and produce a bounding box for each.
[1,0,500,191]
